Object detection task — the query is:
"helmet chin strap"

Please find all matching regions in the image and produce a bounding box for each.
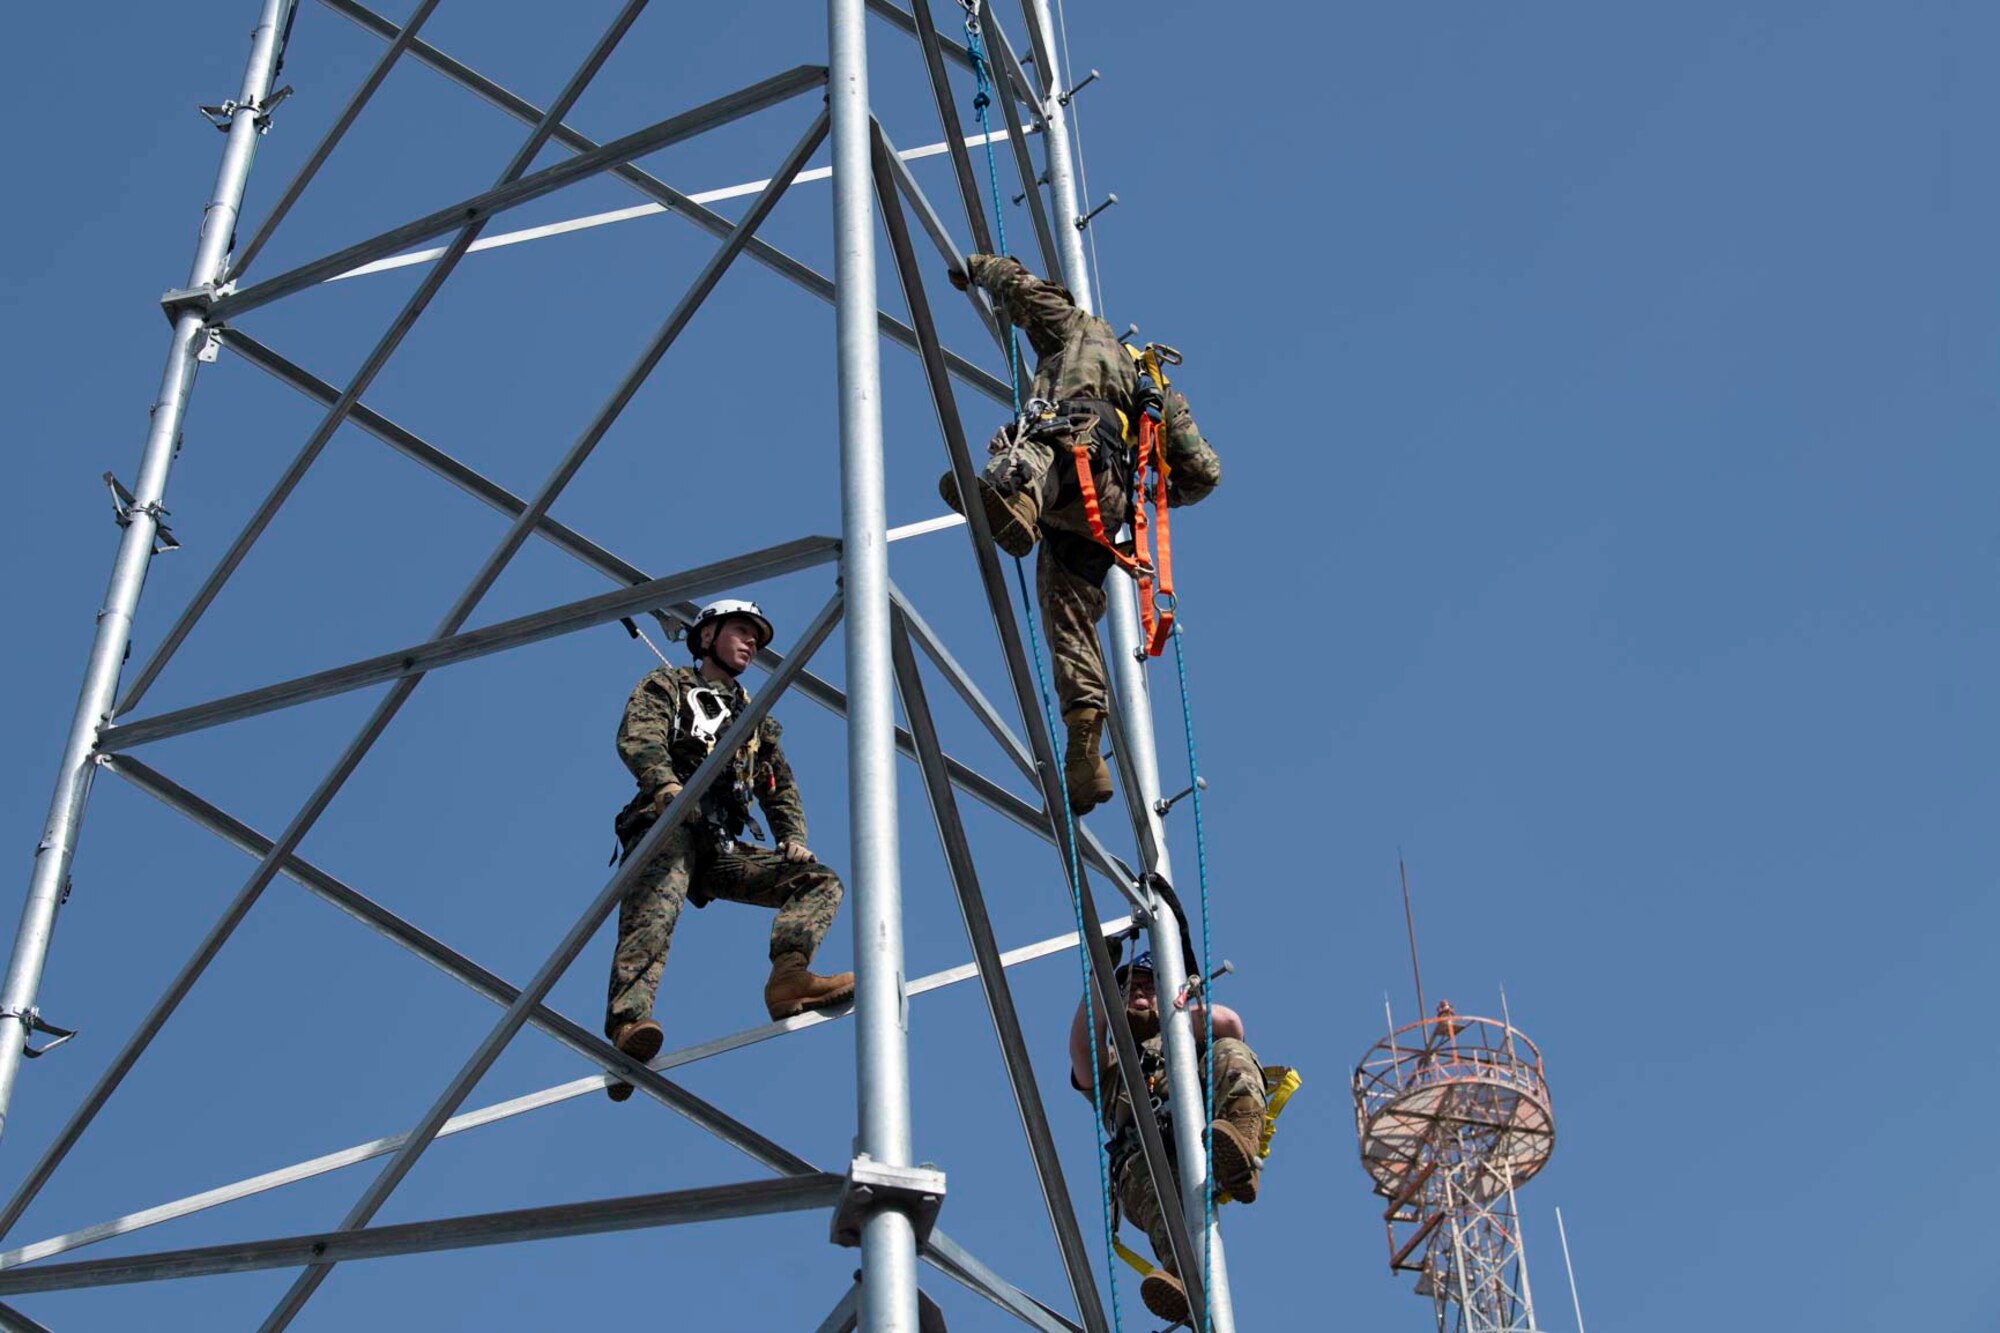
[692,635,749,678]
[691,614,765,678]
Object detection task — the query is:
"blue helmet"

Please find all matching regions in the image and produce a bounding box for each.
[1114,951,1154,986]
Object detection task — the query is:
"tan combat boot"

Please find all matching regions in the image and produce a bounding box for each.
[605,1018,664,1103]
[764,952,856,1021]
[1141,1270,1190,1324]
[1209,1102,1266,1203]
[938,471,1038,558]
[1062,708,1113,814]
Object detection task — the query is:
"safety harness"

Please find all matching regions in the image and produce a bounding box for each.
[1097,942,1304,1284]
[1108,1063,1305,1278]
[1061,342,1183,656]
[611,671,767,865]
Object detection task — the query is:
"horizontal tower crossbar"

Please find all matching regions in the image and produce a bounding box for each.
[212,64,829,320]
[0,917,1123,1274]
[104,535,839,749]
[0,1175,846,1294]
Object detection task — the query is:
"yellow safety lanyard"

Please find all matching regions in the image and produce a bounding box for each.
[1110,1065,1304,1276]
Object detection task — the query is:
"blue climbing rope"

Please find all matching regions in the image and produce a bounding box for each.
[1168,621,1218,1328]
[964,14,1022,416]
[971,15,1224,1329]
[964,8,1126,1328]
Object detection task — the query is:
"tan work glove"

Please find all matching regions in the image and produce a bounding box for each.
[778,840,815,864]
[649,782,684,816]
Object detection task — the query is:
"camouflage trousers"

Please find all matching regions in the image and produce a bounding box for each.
[1115,1036,1266,1277]
[605,821,843,1036]
[979,409,1131,718]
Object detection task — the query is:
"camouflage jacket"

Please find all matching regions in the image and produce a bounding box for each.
[616,664,807,846]
[966,253,1222,508]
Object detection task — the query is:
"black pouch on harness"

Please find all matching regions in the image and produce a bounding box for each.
[1057,397,1137,495]
[609,791,722,909]
[610,789,656,866]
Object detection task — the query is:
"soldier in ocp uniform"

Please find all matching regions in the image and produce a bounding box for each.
[1067,952,1268,1324]
[602,598,853,1102]
[941,253,1223,816]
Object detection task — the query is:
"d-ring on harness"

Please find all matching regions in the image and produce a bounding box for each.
[1068,342,1182,656]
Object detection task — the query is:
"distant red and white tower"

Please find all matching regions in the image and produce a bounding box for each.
[1353,999,1555,1332]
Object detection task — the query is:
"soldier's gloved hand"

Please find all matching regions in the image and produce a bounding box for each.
[778,840,815,864]
[947,265,970,292]
[649,782,684,816]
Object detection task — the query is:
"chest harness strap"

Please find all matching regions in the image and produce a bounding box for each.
[1067,343,1182,656]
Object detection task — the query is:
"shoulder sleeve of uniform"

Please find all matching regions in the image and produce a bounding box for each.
[1163,388,1221,508]
[969,253,1078,351]
[617,669,681,789]
[754,719,808,847]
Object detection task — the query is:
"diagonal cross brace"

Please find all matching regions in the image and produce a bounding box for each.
[866,0,1046,109]
[890,613,1109,1333]
[226,0,449,282]
[251,593,841,1331]
[977,17,1061,277]
[754,629,1139,895]
[908,0,993,256]
[886,587,1135,903]
[314,0,1014,408]
[100,755,816,1177]
[103,535,840,749]
[211,64,829,321]
[217,327,681,647]
[211,329,1135,889]
[877,124,1009,355]
[0,918,1125,1286]
[116,0,660,718]
[0,1303,50,1333]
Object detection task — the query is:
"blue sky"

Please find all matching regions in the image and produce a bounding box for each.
[1,2,1995,1329]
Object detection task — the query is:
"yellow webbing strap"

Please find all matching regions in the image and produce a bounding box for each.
[1259,1065,1303,1158]
[1110,1064,1306,1268]
[1214,1065,1303,1206]
[1113,1232,1156,1276]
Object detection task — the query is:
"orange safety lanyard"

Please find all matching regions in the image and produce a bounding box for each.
[1069,411,1176,656]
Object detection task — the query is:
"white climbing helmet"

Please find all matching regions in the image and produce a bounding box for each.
[687,598,774,660]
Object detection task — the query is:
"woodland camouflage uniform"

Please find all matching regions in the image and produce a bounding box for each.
[946,252,1222,731]
[605,663,843,1036]
[1095,1026,1268,1280]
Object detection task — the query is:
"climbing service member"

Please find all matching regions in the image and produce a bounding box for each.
[941,253,1223,815]
[601,598,853,1101]
[1067,952,1269,1324]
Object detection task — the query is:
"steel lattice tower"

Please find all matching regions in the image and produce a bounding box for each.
[1355,1005,1556,1333]
[0,2,1239,1330]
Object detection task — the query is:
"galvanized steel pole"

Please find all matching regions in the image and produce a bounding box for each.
[1012,2,1238,1327]
[0,0,297,1145]
[830,3,921,1331]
